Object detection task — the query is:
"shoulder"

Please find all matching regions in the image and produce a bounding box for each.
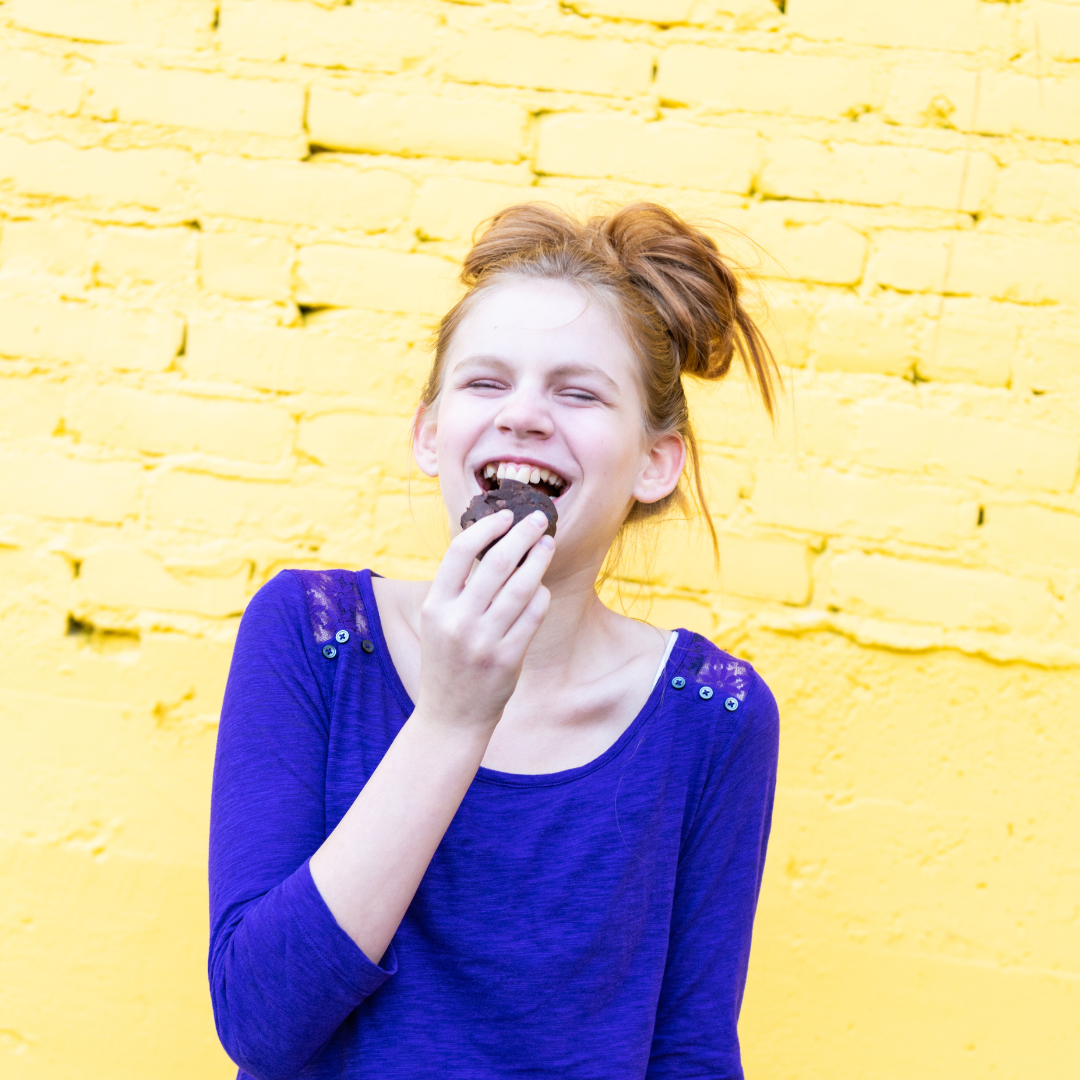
[244,568,369,646]
[667,632,779,755]
[664,635,778,840]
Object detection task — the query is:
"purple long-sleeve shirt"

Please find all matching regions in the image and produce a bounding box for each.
[208,568,778,1080]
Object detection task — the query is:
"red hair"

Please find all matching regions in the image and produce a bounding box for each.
[420,202,778,557]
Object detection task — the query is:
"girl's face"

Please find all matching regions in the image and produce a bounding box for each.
[414,277,685,576]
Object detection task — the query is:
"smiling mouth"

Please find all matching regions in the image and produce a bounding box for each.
[477,460,568,500]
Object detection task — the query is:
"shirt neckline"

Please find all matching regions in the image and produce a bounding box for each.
[356,569,692,789]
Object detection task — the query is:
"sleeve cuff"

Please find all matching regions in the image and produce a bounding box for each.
[286,858,398,995]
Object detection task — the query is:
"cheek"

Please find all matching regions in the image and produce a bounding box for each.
[433,399,489,458]
[575,426,645,491]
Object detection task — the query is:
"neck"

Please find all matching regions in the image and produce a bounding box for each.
[518,554,621,675]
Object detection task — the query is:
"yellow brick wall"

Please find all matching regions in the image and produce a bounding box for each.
[1,0,1078,1076]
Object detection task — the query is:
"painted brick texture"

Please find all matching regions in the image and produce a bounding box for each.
[1,1,1078,1078]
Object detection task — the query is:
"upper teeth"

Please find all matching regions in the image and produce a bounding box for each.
[483,461,565,487]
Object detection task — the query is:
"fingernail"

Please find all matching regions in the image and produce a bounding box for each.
[538,535,555,550]
[530,511,548,525]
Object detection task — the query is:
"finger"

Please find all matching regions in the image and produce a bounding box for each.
[464,511,553,609]
[500,582,552,657]
[484,533,555,629]
[428,510,514,603]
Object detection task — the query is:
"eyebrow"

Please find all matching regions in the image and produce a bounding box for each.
[454,355,621,395]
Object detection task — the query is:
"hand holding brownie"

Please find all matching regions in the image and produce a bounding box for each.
[414,502,554,737]
[460,478,558,559]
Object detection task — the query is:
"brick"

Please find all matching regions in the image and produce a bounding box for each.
[0,217,92,275]
[183,321,418,399]
[696,451,753,518]
[658,46,878,120]
[0,377,66,439]
[785,0,1012,52]
[782,390,857,461]
[1029,2,1080,61]
[298,412,412,473]
[0,451,140,523]
[85,64,305,138]
[1063,589,1080,647]
[0,548,72,601]
[0,298,184,373]
[866,231,952,293]
[766,220,867,286]
[307,88,527,164]
[0,134,191,210]
[94,226,198,285]
[219,0,437,72]
[78,545,248,617]
[197,156,413,232]
[720,533,813,604]
[67,386,292,464]
[991,161,1080,223]
[1026,327,1080,393]
[537,113,758,193]
[822,552,1055,635]
[918,307,1017,388]
[760,138,995,213]
[639,595,716,638]
[855,402,1080,492]
[148,469,356,538]
[883,67,979,129]
[752,462,977,548]
[973,71,1080,143]
[200,233,293,300]
[689,374,776,451]
[366,490,441,563]
[578,1,779,25]
[0,48,84,115]
[648,517,812,603]
[568,0,697,20]
[412,177,540,242]
[810,295,921,377]
[947,233,1080,307]
[762,295,813,368]
[9,0,218,48]
[296,245,456,316]
[444,28,653,97]
[982,504,1080,569]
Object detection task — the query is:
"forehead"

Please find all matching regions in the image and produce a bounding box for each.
[444,277,639,374]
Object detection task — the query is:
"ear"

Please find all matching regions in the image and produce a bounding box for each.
[412,404,439,478]
[633,432,686,505]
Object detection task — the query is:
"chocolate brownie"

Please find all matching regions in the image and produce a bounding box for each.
[460,478,558,560]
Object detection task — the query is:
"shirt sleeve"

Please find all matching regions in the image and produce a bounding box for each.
[208,571,396,1080]
[646,673,780,1080]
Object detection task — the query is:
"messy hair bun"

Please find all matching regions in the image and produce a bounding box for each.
[421,201,779,552]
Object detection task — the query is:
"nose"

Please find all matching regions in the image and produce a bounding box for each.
[493,388,554,441]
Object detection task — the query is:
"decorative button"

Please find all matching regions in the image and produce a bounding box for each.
[724,696,739,712]
[335,629,350,644]
[322,644,337,659]
[671,676,686,689]
[361,639,375,654]
[698,686,714,700]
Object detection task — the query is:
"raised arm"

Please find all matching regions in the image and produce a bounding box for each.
[209,509,553,1080]
[309,508,553,960]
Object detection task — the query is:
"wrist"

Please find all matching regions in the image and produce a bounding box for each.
[407,708,498,755]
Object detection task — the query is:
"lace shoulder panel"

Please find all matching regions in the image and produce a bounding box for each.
[289,569,371,645]
[681,634,755,705]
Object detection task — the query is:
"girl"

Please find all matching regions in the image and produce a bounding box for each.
[208,203,780,1080]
